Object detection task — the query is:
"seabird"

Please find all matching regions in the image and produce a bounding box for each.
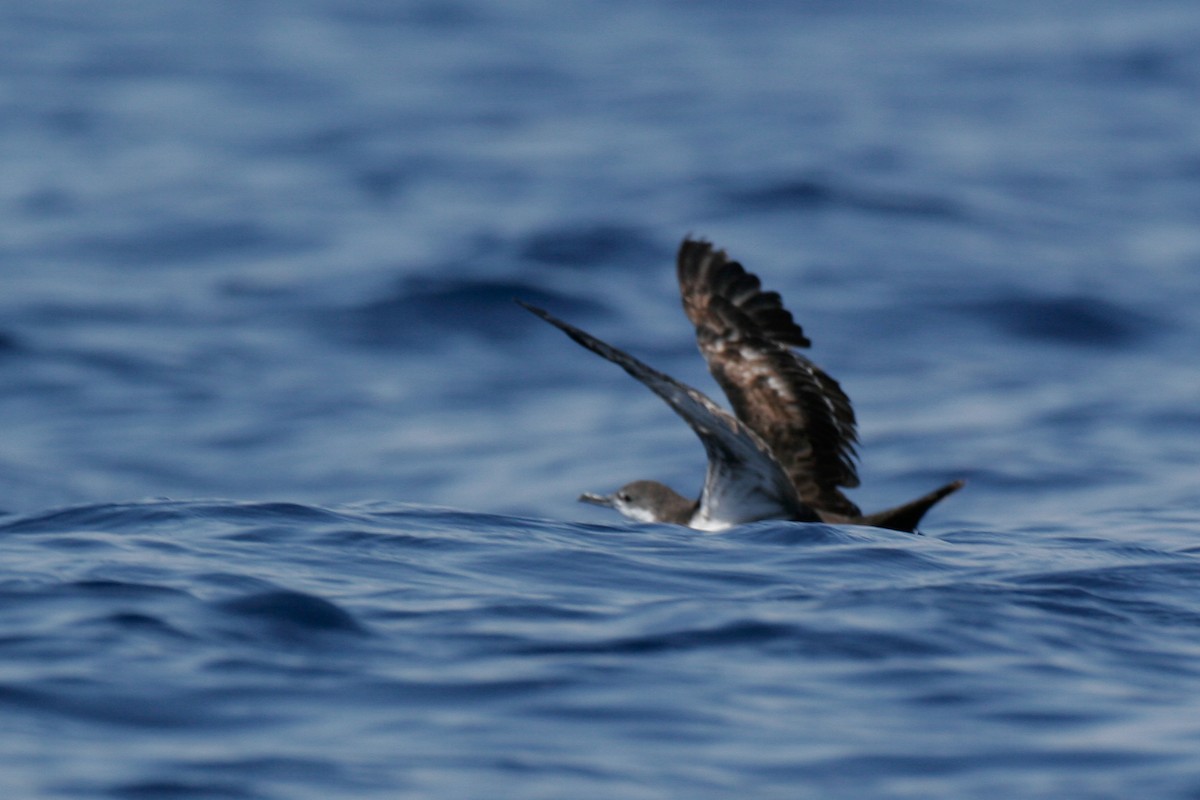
[521,237,963,532]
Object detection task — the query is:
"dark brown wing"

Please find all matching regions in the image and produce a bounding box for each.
[676,238,861,517]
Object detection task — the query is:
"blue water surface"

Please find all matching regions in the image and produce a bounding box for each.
[3,1,1200,798]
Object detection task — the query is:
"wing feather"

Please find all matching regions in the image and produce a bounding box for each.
[520,302,816,528]
[677,239,861,517]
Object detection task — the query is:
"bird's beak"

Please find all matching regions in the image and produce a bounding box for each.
[578,492,615,508]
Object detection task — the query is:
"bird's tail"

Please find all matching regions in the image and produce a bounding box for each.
[823,479,965,533]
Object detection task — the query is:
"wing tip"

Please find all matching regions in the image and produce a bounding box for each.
[515,298,547,317]
[676,237,811,349]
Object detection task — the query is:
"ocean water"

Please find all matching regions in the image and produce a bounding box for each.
[3,1,1200,798]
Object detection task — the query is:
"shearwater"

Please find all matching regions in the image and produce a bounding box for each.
[521,237,963,532]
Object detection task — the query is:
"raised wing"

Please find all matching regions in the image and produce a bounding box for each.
[520,302,817,529]
[676,239,861,517]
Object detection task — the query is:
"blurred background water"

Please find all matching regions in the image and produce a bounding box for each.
[2,1,1199,798]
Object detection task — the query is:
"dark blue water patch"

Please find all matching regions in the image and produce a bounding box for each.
[215,589,368,639]
[100,610,196,639]
[102,753,378,799]
[16,185,77,216]
[1,503,159,535]
[330,275,605,347]
[714,173,969,221]
[1011,583,1141,627]
[13,300,194,330]
[105,778,265,800]
[1036,398,1131,432]
[1080,41,1193,86]
[453,56,576,102]
[194,501,354,526]
[38,104,97,137]
[952,465,1129,493]
[0,501,359,550]
[65,221,317,268]
[0,328,25,355]
[962,292,1166,348]
[789,747,1168,784]
[267,123,363,159]
[354,158,418,204]
[0,681,253,730]
[332,0,494,27]
[523,618,950,660]
[62,37,198,83]
[1013,559,1200,601]
[514,618,792,655]
[310,524,494,556]
[66,579,192,599]
[517,223,665,269]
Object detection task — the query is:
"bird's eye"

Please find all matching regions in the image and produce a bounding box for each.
[618,493,631,502]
